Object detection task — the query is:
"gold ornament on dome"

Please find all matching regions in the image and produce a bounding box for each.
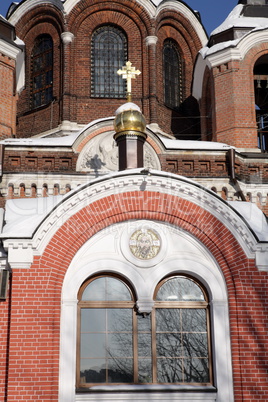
[129,228,161,260]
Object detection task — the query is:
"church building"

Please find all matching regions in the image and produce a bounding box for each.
[0,0,268,401]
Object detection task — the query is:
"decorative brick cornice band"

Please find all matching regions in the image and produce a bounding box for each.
[3,170,265,272]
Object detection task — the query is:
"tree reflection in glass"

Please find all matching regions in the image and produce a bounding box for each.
[78,275,211,386]
[80,308,133,383]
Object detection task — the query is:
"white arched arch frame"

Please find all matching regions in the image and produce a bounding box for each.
[59,254,234,401]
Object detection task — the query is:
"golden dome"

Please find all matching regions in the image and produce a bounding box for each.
[114,103,146,137]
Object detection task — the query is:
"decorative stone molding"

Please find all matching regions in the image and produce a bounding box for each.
[145,35,158,46]
[76,131,161,173]
[2,170,267,270]
[61,32,75,45]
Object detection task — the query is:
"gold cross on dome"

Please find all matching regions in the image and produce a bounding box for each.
[117,61,141,101]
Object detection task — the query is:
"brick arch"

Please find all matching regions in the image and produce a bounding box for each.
[14,4,64,39]
[38,191,247,294]
[69,7,149,123]
[155,11,203,59]
[67,0,151,37]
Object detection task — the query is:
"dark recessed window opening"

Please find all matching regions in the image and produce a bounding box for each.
[91,25,127,98]
[31,35,53,109]
[163,39,183,109]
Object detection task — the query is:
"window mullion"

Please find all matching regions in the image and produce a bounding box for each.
[151,309,157,383]
[133,310,138,383]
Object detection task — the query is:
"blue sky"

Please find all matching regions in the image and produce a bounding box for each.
[0,0,237,35]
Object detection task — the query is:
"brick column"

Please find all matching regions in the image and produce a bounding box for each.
[213,61,258,148]
[145,36,158,125]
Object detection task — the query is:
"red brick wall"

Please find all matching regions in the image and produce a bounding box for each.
[0,54,17,139]
[14,0,203,138]
[1,190,267,400]
[209,44,268,148]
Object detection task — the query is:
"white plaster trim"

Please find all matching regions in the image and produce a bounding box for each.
[203,29,268,68]
[75,392,217,401]
[8,246,33,269]
[8,0,64,25]
[205,47,242,69]
[145,35,158,46]
[2,170,264,268]
[15,40,25,93]
[61,32,75,45]
[0,38,21,59]
[192,53,207,101]
[59,222,234,402]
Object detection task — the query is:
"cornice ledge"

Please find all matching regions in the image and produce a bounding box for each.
[207,47,242,68]
[0,38,22,59]
[2,171,261,266]
[255,246,268,272]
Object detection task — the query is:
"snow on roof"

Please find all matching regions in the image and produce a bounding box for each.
[158,135,232,150]
[228,201,268,241]
[1,116,232,151]
[211,5,268,36]
[200,4,268,58]
[1,195,64,237]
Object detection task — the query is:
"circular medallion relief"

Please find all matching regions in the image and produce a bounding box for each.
[129,228,161,260]
[120,221,166,268]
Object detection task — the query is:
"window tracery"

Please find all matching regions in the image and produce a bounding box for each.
[31,34,53,108]
[91,26,127,98]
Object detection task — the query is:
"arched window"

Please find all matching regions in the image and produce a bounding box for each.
[91,26,127,98]
[77,275,211,387]
[254,54,268,151]
[163,39,183,109]
[31,34,53,109]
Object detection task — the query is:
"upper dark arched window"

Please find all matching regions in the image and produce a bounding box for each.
[163,39,183,109]
[31,34,53,109]
[91,25,127,98]
[254,54,268,151]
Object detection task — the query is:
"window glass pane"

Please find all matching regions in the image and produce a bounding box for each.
[138,359,152,383]
[184,358,209,383]
[107,308,132,330]
[155,307,209,384]
[156,308,180,332]
[80,358,106,383]
[82,277,132,301]
[182,308,207,332]
[80,306,133,384]
[81,308,106,332]
[156,277,205,301]
[108,358,133,382]
[91,25,127,98]
[182,333,208,358]
[163,39,183,109]
[156,333,182,357]
[157,358,183,383]
[81,333,106,358]
[31,34,53,108]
